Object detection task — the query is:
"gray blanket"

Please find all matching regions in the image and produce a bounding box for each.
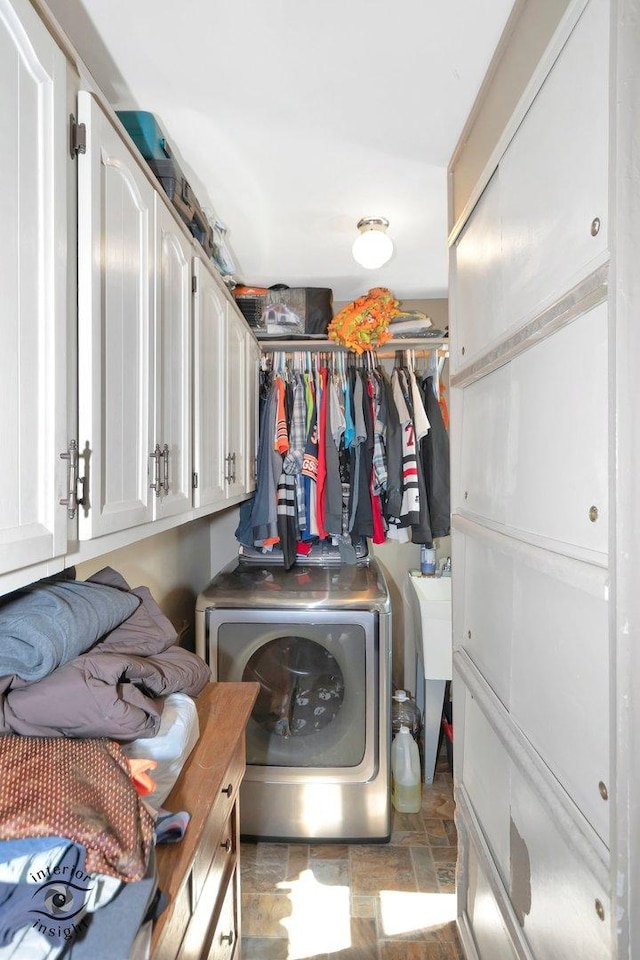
[0,581,140,682]
[0,645,210,740]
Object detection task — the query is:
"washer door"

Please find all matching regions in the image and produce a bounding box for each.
[211,609,378,780]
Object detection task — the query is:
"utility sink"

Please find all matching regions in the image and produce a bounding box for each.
[408,574,452,680]
[407,573,453,784]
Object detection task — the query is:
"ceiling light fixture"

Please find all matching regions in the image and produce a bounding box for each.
[352,217,394,269]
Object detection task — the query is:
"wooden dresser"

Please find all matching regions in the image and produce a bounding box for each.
[151,682,258,960]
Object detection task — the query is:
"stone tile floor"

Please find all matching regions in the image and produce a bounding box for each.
[240,751,462,960]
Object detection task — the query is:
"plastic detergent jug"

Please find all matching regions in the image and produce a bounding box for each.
[392,690,421,740]
[391,725,422,813]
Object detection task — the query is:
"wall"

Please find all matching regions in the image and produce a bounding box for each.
[75,506,240,650]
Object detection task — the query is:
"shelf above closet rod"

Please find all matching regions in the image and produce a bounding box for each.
[257,337,449,353]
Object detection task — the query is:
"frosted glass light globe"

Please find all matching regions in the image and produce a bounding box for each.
[352,220,394,269]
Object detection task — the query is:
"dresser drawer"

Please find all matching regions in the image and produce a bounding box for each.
[191,743,244,905]
[206,868,239,960]
[153,871,193,960]
[150,683,258,960]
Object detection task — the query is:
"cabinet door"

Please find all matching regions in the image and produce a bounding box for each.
[193,259,226,509]
[0,0,68,574]
[224,308,247,499]
[244,332,261,495]
[77,91,154,538]
[153,196,192,519]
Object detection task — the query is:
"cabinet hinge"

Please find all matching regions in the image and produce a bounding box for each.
[69,114,87,158]
[192,472,198,489]
[191,275,197,294]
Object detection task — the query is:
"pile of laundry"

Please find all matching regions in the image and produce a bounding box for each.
[0,569,211,958]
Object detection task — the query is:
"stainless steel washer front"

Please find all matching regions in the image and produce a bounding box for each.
[196,559,392,842]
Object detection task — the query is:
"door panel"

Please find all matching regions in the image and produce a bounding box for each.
[193,259,226,509]
[465,844,519,960]
[154,197,192,519]
[460,304,608,559]
[500,0,609,324]
[225,308,246,499]
[0,0,68,573]
[77,91,154,538]
[452,170,503,370]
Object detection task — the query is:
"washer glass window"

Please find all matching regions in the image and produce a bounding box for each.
[218,620,368,768]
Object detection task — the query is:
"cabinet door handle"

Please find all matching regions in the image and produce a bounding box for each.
[59,440,79,518]
[221,783,233,797]
[220,930,234,946]
[162,443,169,493]
[220,838,232,852]
[150,444,162,496]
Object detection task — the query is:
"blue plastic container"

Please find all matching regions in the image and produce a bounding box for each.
[117,110,216,261]
[117,110,171,161]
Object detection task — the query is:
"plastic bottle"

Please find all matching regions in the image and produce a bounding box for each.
[391,725,422,813]
[420,545,436,576]
[392,690,422,741]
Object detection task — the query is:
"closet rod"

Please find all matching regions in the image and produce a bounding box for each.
[257,337,449,353]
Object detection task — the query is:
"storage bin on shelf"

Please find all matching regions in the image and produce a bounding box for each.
[116,110,214,260]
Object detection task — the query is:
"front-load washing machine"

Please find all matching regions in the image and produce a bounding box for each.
[195,549,392,842]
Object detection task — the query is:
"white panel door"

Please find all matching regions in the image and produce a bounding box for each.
[452,169,503,370]
[466,846,519,960]
[500,0,609,325]
[461,536,513,708]
[0,0,68,574]
[460,304,608,561]
[225,306,247,499]
[510,767,610,960]
[77,91,154,538]
[462,692,512,883]
[153,197,192,519]
[192,259,226,509]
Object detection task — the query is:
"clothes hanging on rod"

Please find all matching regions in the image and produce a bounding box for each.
[238,347,450,567]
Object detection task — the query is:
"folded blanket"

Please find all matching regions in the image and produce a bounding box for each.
[0,646,211,740]
[0,581,140,682]
[86,568,179,656]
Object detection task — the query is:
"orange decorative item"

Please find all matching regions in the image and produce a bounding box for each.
[126,756,158,797]
[327,287,400,354]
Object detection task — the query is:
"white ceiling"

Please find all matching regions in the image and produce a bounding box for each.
[51,0,515,303]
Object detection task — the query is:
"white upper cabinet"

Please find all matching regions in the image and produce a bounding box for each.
[225,305,247,500]
[193,259,226,510]
[245,332,261,495]
[77,91,154,539]
[152,195,192,519]
[0,0,69,575]
[193,258,254,509]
